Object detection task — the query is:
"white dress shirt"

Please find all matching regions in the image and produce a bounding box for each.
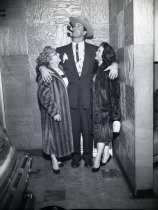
[72,41,85,76]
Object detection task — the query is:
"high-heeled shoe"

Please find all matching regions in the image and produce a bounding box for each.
[100,154,111,166]
[52,168,60,174]
[92,166,100,173]
[51,160,60,174]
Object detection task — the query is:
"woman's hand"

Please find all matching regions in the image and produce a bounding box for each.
[54,114,61,121]
[105,62,118,79]
[39,66,53,83]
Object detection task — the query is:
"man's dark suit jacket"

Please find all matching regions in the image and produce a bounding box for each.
[57,42,98,109]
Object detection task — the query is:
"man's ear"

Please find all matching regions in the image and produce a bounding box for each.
[83,30,87,36]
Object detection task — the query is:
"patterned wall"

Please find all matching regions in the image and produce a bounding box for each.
[109,0,135,188]
[109,0,153,192]
[0,0,109,149]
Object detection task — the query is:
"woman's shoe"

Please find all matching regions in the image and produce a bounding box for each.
[53,168,60,174]
[92,166,100,173]
[51,156,60,174]
[100,154,111,166]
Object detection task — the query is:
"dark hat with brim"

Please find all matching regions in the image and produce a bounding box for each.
[69,16,94,39]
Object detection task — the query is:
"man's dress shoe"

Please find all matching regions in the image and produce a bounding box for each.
[71,160,80,168]
[52,168,60,174]
[92,166,100,173]
[84,159,93,167]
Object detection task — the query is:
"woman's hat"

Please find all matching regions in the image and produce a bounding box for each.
[69,16,94,39]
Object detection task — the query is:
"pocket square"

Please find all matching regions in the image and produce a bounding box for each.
[63,53,68,63]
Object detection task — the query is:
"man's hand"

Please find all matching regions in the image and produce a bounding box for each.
[105,62,118,79]
[54,114,61,121]
[39,66,53,83]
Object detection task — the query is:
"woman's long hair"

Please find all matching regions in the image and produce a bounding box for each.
[100,42,117,69]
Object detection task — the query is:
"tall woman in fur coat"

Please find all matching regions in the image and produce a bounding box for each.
[92,42,121,172]
[36,46,74,174]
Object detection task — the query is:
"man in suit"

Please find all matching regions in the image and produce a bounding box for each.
[39,16,118,168]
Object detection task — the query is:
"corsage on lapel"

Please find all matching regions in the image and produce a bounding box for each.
[63,53,68,63]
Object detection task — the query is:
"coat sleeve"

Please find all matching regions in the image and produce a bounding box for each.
[38,78,60,117]
[108,78,121,122]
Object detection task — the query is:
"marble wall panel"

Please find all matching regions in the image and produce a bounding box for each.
[117,48,124,82]
[27,25,57,55]
[124,2,133,46]
[81,0,109,24]
[124,45,134,87]
[28,74,42,137]
[154,63,158,90]
[26,0,81,26]
[120,82,126,119]
[114,137,135,188]
[110,0,153,193]
[124,0,133,7]
[134,0,153,45]
[0,0,26,9]
[92,24,109,46]
[109,18,118,49]
[134,0,153,191]
[0,24,28,56]
[119,104,135,162]
[109,0,118,21]
[125,84,134,120]
[117,0,124,14]
[154,0,158,62]
[0,8,26,22]
[0,63,5,126]
[109,0,135,191]
[135,129,153,189]
[134,44,153,129]
[117,10,124,48]
[0,55,41,149]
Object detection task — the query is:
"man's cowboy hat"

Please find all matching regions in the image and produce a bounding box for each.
[69,16,94,39]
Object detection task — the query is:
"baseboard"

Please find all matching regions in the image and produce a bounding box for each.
[135,189,154,198]
[115,156,154,198]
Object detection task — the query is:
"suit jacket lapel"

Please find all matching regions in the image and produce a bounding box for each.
[81,42,90,78]
[67,43,79,78]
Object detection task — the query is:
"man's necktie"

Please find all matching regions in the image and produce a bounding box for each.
[76,43,79,62]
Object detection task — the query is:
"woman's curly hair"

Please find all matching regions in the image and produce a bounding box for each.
[100,42,117,69]
[36,46,56,66]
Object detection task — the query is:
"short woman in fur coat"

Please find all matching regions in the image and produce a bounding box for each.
[36,46,73,174]
[92,42,121,172]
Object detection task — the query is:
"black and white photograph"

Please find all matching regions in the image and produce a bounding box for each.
[0,0,158,210]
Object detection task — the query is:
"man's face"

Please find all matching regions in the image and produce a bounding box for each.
[71,22,86,39]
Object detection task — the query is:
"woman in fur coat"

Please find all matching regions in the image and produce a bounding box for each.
[36,46,74,174]
[92,42,121,172]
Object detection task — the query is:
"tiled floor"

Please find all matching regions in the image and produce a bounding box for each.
[27,152,158,210]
